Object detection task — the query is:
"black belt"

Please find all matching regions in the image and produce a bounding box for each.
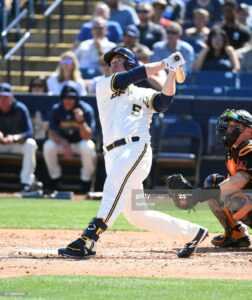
[105,136,140,152]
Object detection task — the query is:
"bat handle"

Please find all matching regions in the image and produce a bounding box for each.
[175,66,186,84]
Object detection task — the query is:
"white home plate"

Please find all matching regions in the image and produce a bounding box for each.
[11,248,59,258]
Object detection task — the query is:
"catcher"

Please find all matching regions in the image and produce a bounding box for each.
[167,108,252,250]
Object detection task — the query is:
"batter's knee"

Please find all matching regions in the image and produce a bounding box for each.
[43,139,57,156]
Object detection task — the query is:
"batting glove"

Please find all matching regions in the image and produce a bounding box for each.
[163,52,185,72]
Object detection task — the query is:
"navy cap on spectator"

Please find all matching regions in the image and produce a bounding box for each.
[0,82,12,97]
[60,81,80,100]
[125,24,140,38]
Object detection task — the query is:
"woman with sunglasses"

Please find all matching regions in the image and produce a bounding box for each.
[47,51,87,96]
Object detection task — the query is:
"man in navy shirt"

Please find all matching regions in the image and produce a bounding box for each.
[43,82,97,194]
[0,82,39,192]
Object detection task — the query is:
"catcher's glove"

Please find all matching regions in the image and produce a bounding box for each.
[166,174,199,210]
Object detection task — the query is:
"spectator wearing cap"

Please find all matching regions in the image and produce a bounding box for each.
[220,0,251,50]
[119,24,151,55]
[185,0,222,27]
[76,2,123,45]
[0,83,41,193]
[47,51,87,96]
[152,0,167,24]
[151,21,195,73]
[29,76,48,94]
[136,2,166,50]
[43,82,97,194]
[105,0,139,31]
[184,8,210,54]
[75,17,116,79]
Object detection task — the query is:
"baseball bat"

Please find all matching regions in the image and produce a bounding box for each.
[174,54,186,84]
[175,66,186,84]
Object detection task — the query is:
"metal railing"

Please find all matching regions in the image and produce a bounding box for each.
[44,0,64,55]
[4,31,31,85]
[1,8,29,56]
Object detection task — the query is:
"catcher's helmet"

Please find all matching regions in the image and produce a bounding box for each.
[104,46,139,70]
[217,109,252,147]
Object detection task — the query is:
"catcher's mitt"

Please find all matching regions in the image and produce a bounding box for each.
[166,174,199,210]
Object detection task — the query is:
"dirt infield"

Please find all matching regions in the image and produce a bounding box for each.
[1,229,252,279]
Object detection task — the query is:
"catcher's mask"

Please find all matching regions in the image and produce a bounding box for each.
[104,46,139,70]
[217,109,252,147]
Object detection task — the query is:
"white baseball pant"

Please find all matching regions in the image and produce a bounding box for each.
[0,138,37,185]
[43,139,96,181]
[97,141,204,241]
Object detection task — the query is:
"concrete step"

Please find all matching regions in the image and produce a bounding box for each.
[0,70,52,85]
[8,42,73,56]
[45,0,96,15]
[0,56,60,71]
[28,28,78,43]
[8,28,78,44]
[27,14,91,30]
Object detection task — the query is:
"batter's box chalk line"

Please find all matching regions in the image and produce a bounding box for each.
[9,247,59,258]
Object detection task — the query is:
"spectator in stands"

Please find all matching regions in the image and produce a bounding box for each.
[151,0,167,24]
[237,3,252,31]
[119,24,151,54]
[185,0,222,27]
[184,8,210,55]
[221,0,251,50]
[76,2,123,44]
[0,83,41,193]
[136,2,166,49]
[43,82,97,194]
[151,21,195,73]
[193,26,240,72]
[29,76,48,94]
[75,17,116,79]
[105,0,139,31]
[47,51,87,96]
[240,39,252,72]
[159,0,186,25]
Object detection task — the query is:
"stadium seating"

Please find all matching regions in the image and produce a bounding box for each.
[152,115,203,187]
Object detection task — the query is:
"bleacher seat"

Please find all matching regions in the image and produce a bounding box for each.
[185,71,238,87]
[152,115,203,187]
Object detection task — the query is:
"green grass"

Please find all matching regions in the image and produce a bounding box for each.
[0,276,252,300]
[0,197,222,232]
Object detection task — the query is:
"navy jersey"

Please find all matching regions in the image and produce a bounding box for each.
[49,100,96,143]
[0,100,33,139]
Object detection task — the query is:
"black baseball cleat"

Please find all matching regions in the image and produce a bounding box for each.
[177,228,208,258]
[211,234,251,248]
[58,237,96,259]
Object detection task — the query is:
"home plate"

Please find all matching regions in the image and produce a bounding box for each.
[11,248,59,258]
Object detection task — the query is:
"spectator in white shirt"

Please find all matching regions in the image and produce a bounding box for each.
[75,17,116,79]
[47,51,87,96]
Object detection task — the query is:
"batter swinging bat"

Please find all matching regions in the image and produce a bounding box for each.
[174,54,186,84]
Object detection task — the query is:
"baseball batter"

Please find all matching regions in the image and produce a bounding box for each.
[58,47,208,259]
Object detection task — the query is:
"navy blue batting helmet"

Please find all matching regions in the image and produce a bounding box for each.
[104,47,139,70]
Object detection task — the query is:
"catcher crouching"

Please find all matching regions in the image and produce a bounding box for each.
[167,109,252,248]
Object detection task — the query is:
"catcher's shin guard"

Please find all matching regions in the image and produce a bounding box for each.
[177,227,208,258]
[58,218,107,259]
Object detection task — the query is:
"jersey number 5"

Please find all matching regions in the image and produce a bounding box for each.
[131,104,142,116]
